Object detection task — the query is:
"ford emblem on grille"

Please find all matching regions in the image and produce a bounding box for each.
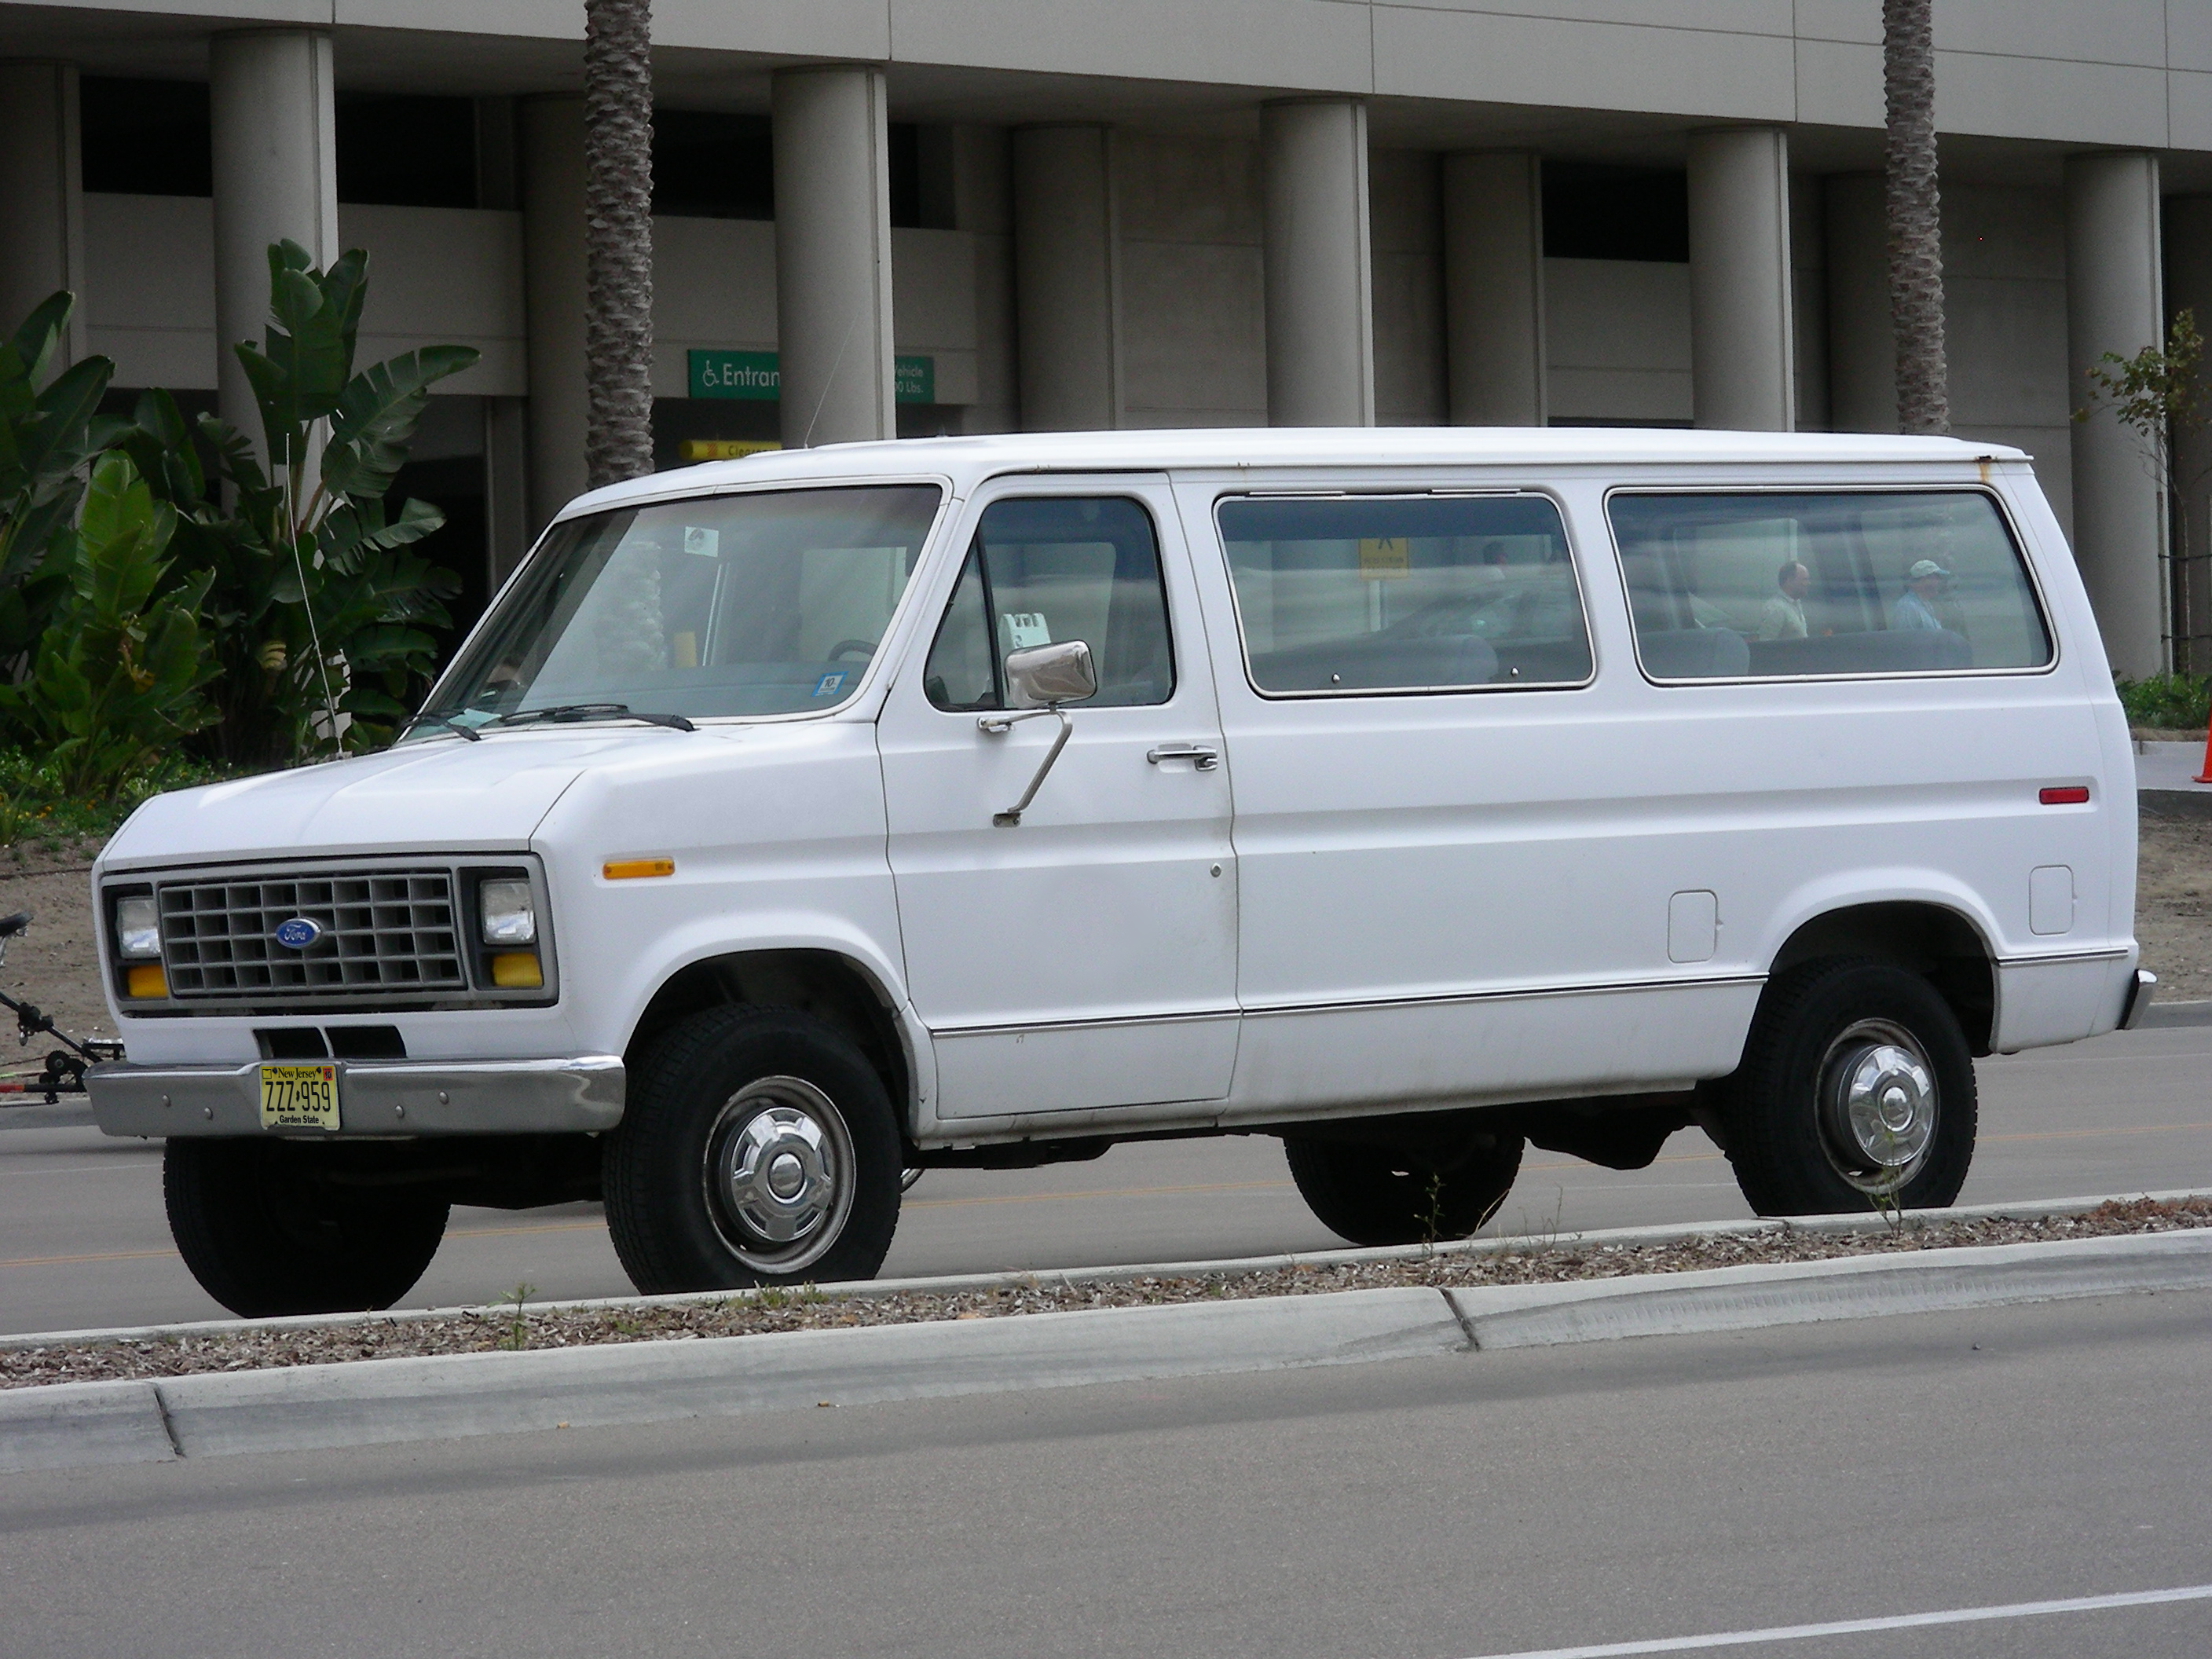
[273,917,323,950]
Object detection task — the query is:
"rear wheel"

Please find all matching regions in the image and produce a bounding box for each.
[603,1006,903,1293]
[1284,1130,1524,1247]
[1722,957,1976,1216]
[163,1139,450,1317]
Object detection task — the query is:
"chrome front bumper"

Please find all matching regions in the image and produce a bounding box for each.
[88,1055,624,1138]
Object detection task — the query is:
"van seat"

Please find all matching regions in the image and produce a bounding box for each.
[1251,632,1501,693]
[1637,628,1750,679]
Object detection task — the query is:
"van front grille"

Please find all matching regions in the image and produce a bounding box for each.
[159,870,466,1000]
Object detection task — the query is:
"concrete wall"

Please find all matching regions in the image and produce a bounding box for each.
[1371,147,1445,426]
[1944,184,2075,536]
[38,1,2212,152]
[1114,130,1268,429]
[81,192,981,408]
[1545,258,1693,425]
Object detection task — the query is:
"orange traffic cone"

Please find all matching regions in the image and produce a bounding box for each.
[2196,699,2212,784]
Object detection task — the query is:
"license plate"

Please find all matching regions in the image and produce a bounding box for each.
[258,1063,339,1131]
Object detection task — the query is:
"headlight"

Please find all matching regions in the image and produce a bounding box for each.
[479,878,537,946]
[115,895,161,960]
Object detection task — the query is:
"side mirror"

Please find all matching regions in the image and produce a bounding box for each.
[1004,639,1097,708]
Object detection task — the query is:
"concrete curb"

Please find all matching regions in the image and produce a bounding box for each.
[0,1287,1461,1474]
[1448,1227,2212,1349]
[7,1187,2204,1354]
[5,1225,2210,1476]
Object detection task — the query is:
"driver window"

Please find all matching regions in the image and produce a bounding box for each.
[924,496,1177,711]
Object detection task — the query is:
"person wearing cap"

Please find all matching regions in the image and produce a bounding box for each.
[1889,558,1950,632]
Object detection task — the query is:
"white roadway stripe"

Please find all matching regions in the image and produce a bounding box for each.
[1457,1584,2212,1659]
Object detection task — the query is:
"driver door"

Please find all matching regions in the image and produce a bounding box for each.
[877,478,1239,1122]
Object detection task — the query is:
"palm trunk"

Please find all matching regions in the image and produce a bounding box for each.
[1884,0,1949,434]
[582,0,656,489]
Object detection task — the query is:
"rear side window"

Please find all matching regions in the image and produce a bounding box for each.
[1215,494,1592,694]
[923,496,1176,711]
[1608,491,2052,681]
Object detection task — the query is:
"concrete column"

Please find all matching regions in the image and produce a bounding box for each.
[1441,152,1545,427]
[1013,126,1122,431]
[2066,152,2166,679]
[2166,196,2212,672]
[520,96,587,532]
[1822,173,1895,434]
[209,30,339,449]
[1262,98,1375,427]
[950,126,1017,435]
[1686,127,1795,431]
[0,63,87,363]
[1789,175,1829,430]
[772,65,896,448]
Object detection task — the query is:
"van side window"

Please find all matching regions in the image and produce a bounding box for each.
[1214,493,1592,694]
[1608,491,2053,680]
[923,496,1176,711]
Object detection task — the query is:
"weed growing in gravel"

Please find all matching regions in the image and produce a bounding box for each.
[496,1283,537,1351]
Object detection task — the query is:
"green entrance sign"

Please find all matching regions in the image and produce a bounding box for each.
[689,349,936,405]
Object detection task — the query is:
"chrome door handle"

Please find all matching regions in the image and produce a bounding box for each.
[1147,743,1220,772]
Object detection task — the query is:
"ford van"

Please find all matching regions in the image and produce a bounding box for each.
[86,429,2150,1316]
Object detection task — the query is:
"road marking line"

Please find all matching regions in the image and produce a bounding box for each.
[1454,1583,2212,1659]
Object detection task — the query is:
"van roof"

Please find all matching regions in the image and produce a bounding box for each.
[562,427,2029,519]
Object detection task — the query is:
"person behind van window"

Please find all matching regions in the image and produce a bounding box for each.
[1760,559,1810,639]
[1889,558,1949,632]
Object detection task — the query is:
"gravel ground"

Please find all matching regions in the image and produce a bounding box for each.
[0,837,110,1051]
[5,1197,2206,1392]
[2136,803,2212,998]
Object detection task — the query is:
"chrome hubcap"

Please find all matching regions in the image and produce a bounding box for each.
[1818,1019,1938,1193]
[704,1077,855,1273]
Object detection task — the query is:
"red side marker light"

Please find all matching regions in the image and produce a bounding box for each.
[2039,786,2090,806]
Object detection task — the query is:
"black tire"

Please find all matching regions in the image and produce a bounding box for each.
[1722,957,1976,1217]
[1284,1130,1524,1247]
[602,1006,903,1293]
[163,1139,450,1318]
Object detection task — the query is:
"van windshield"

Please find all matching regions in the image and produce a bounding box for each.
[411,484,943,734]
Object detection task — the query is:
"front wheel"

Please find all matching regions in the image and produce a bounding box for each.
[602,1007,903,1293]
[1284,1130,1524,1247]
[1722,957,1976,1216]
[164,1139,450,1317]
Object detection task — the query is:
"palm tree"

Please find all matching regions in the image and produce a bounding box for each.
[1884,0,1948,434]
[582,0,656,489]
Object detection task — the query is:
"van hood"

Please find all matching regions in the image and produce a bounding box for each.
[101,732,645,870]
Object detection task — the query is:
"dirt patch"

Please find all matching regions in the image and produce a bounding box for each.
[0,841,112,1051]
[2136,808,2212,999]
[5,1196,2205,1391]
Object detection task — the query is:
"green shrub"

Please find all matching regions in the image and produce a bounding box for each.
[0,292,117,659]
[2115,672,2212,733]
[0,452,218,796]
[115,241,477,764]
[0,748,243,849]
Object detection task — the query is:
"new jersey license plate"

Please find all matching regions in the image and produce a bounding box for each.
[258,1063,339,1130]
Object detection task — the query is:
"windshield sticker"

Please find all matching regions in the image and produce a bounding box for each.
[812,672,848,698]
[1003,612,1051,649]
[683,526,720,558]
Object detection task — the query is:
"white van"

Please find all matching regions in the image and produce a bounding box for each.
[88,430,2148,1316]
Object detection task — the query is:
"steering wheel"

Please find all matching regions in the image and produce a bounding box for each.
[828,639,877,662]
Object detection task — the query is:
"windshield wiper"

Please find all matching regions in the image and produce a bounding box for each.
[405,712,482,743]
[491,702,697,733]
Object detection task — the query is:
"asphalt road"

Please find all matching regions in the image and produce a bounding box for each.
[2,1289,2207,1657]
[4,1023,2212,1337]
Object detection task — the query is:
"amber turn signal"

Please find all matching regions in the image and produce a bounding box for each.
[490,951,544,989]
[125,964,168,999]
[603,858,676,880]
